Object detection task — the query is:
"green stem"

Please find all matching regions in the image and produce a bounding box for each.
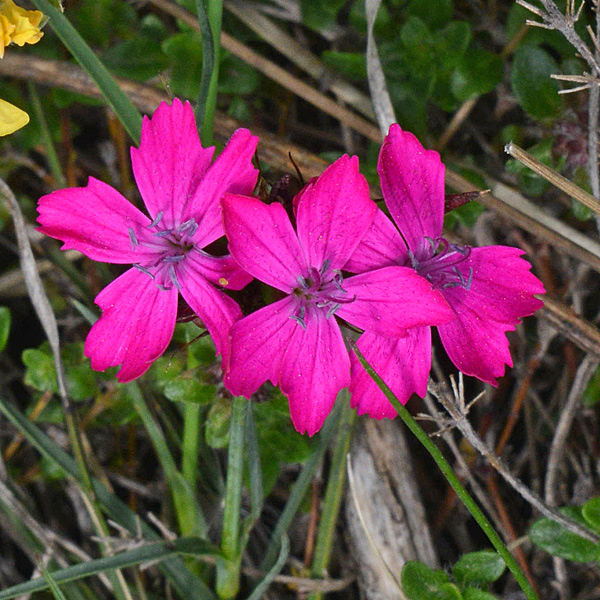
[216,396,247,599]
[27,82,66,188]
[310,394,355,600]
[182,402,201,491]
[352,344,539,600]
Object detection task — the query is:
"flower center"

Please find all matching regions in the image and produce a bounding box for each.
[128,211,198,290]
[290,260,355,328]
[408,236,473,290]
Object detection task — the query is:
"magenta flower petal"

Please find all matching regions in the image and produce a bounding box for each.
[184,250,253,291]
[280,308,350,436]
[37,177,155,264]
[131,99,215,230]
[437,246,545,385]
[337,266,453,337]
[296,155,377,270]
[222,194,308,292]
[179,260,244,365]
[378,124,445,250]
[344,208,408,274]
[85,268,178,382]
[225,296,300,397]
[350,327,431,419]
[184,128,259,247]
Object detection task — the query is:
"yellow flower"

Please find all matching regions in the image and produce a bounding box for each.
[0,0,43,59]
[0,98,29,135]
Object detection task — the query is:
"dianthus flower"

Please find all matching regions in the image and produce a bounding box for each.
[0,0,43,59]
[346,125,545,418]
[38,99,258,381]
[221,155,454,435]
[0,97,28,135]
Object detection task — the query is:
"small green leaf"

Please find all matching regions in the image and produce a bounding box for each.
[103,36,169,81]
[300,0,346,31]
[408,0,453,29]
[453,551,506,587]
[219,55,261,95]
[321,51,367,81]
[402,561,450,600]
[582,498,600,532]
[162,32,204,99]
[463,589,499,600]
[66,363,97,401]
[164,379,216,405]
[0,306,10,352]
[583,366,600,406]
[529,509,599,562]
[511,46,563,120]
[450,49,503,102]
[438,583,464,599]
[22,348,57,393]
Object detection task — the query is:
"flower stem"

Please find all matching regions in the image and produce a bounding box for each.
[309,394,356,600]
[216,395,247,600]
[182,402,201,491]
[351,343,539,600]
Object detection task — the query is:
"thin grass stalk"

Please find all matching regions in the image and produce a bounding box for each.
[351,343,539,600]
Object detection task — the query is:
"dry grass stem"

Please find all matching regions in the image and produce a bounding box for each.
[505,142,600,215]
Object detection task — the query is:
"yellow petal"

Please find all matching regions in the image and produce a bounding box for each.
[0,0,43,51]
[0,98,29,135]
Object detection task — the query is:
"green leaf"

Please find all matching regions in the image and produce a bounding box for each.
[22,348,57,393]
[162,32,204,99]
[66,363,97,401]
[408,0,453,29]
[164,379,216,405]
[450,49,502,102]
[438,583,464,599]
[583,365,600,406]
[402,561,451,599]
[511,46,563,120]
[321,51,367,81]
[453,551,506,587]
[529,509,599,562]
[219,55,261,95]
[0,306,10,352]
[462,589,499,600]
[300,0,346,31]
[103,36,169,81]
[582,497,600,532]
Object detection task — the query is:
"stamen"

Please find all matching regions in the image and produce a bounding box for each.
[179,219,199,237]
[168,265,182,290]
[128,227,138,249]
[290,314,307,329]
[465,267,473,290]
[332,271,348,293]
[147,211,164,228]
[133,264,155,279]
[407,249,419,270]
[164,254,185,263]
[154,229,174,238]
[297,275,308,289]
[326,303,341,318]
[320,259,331,275]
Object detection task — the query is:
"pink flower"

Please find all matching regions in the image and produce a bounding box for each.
[346,125,546,419]
[37,99,258,382]
[221,155,454,435]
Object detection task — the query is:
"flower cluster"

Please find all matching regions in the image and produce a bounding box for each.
[37,100,544,435]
